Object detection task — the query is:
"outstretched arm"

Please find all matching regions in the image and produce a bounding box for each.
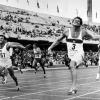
[48,27,69,51]
[9,48,13,56]
[6,42,25,50]
[85,29,100,39]
[48,34,66,52]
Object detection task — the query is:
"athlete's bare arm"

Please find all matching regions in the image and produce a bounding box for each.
[48,28,69,51]
[6,42,25,50]
[83,29,100,39]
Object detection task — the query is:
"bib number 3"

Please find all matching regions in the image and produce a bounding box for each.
[72,44,76,50]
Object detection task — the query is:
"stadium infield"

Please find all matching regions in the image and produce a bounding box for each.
[0,65,99,100]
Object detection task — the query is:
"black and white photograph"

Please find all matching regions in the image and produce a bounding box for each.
[0,0,99,100]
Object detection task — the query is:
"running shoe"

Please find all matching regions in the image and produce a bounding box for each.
[96,73,100,80]
[16,86,20,91]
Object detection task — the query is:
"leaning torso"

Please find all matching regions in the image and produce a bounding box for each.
[66,28,83,56]
[0,43,10,62]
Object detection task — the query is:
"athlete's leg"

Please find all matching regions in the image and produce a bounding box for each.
[7,67,19,91]
[0,67,5,77]
[68,53,84,95]
[0,67,8,84]
[2,68,8,84]
[40,58,46,78]
[18,64,23,74]
[32,59,38,73]
[68,60,78,95]
[69,61,77,90]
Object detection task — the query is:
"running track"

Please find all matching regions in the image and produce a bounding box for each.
[0,66,100,100]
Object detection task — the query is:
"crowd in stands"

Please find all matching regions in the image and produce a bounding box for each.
[0,6,100,68]
[0,9,63,39]
[82,24,100,35]
[0,8,100,41]
[11,47,99,69]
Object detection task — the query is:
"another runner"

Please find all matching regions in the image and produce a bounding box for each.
[32,44,46,78]
[0,31,25,91]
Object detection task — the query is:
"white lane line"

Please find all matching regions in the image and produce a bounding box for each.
[80,97,100,100]
[1,68,95,100]
[8,81,100,100]
[13,98,40,100]
[9,87,71,99]
[0,76,95,91]
[0,68,97,100]
[0,97,10,100]
[0,72,94,86]
[0,74,71,85]
[0,68,96,86]
[65,89,100,100]
[31,92,69,98]
[0,71,95,85]
[4,80,100,99]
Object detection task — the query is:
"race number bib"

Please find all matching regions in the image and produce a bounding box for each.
[0,52,5,58]
[72,43,76,50]
[35,54,41,58]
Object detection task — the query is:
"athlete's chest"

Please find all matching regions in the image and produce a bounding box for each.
[67,28,83,39]
[71,32,80,38]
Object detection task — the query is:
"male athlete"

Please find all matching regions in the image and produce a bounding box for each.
[32,44,46,78]
[48,16,100,95]
[0,32,25,91]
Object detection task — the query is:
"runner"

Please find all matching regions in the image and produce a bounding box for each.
[48,16,100,95]
[32,44,46,78]
[0,31,25,91]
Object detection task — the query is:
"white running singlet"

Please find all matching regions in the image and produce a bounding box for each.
[0,42,12,68]
[33,48,41,58]
[67,29,84,65]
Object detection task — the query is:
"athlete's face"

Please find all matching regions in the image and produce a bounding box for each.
[0,36,4,44]
[72,18,81,27]
[33,44,36,48]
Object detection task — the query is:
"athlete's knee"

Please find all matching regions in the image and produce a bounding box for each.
[7,67,12,72]
[70,61,76,71]
[4,68,8,76]
[7,67,14,76]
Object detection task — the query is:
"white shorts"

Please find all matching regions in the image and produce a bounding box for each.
[68,50,84,66]
[0,59,12,68]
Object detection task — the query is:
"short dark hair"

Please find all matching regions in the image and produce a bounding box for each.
[33,43,37,46]
[72,17,83,25]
